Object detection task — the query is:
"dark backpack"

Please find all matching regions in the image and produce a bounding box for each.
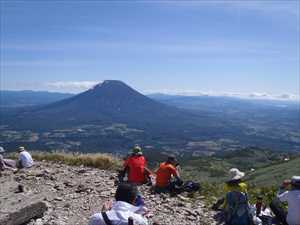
[225,191,253,225]
[183,181,200,193]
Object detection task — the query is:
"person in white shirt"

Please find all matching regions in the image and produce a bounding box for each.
[271,176,300,225]
[17,146,33,168]
[88,183,149,225]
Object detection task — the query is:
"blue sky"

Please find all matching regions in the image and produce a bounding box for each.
[0,1,299,100]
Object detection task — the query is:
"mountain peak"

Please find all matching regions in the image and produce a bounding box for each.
[91,80,129,91]
[102,80,125,85]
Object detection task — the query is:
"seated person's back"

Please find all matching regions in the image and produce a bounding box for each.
[124,146,147,184]
[223,168,251,225]
[155,157,178,188]
[88,183,149,225]
[18,147,33,168]
[277,176,300,225]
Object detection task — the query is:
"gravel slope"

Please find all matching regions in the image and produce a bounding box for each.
[0,161,222,225]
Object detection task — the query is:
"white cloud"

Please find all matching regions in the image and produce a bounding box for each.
[275,94,298,100]
[249,92,269,98]
[47,81,101,92]
[246,92,299,101]
[146,90,299,101]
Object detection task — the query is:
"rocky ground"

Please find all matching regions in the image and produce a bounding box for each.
[0,161,223,225]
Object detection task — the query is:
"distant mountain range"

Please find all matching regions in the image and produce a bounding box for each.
[0,90,73,107]
[0,81,299,153]
[149,93,299,110]
[2,89,298,110]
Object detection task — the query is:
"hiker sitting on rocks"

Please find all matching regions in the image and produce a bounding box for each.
[270,176,300,225]
[120,145,152,185]
[154,156,183,194]
[222,168,253,225]
[17,146,33,169]
[0,147,17,171]
[88,183,149,225]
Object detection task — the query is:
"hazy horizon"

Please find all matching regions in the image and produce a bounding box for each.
[1,80,299,102]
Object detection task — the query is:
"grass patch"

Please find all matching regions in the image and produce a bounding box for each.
[9,151,122,170]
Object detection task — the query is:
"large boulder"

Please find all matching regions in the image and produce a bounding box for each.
[0,199,48,225]
[0,177,48,225]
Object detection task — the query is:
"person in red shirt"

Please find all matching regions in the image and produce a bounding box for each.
[155,156,182,193]
[122,145,152,185]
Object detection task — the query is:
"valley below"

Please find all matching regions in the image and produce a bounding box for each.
[1,81,299,187]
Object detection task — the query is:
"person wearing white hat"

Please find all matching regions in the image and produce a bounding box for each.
[270,176,300,225]
[17,146,33,169]
[224,168,247,194]
[212,168,248,211]
[221,168,253,225]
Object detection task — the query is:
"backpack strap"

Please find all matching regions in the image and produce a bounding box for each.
[102,212,113,225]
[128,217,134,225]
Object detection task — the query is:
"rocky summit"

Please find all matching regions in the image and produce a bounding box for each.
[0,161,222,225]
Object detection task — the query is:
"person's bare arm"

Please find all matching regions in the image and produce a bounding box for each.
[101,200,113,212]
[145,167,153,175]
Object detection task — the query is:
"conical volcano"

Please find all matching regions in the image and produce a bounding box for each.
[12,80,188,130]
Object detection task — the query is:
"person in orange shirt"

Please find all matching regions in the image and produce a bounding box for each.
[121,145,152,185]
[155,156,182,194]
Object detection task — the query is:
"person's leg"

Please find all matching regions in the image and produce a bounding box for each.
[144,170,151,185]
[167,181,176,192]
[154,186,161,193]
[117,169,126,182]
[212,197,225,210]
[0,155,5,170]
[154,186,168,194]
[173,179,185,195]
[4,159,16,168]
[16,160,23,169]
[269,198,288,225]
[167,181,181,196]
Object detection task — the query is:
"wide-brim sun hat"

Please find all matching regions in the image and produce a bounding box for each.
[229,168,245,180]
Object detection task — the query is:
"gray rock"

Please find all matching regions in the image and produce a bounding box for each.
[0,200,48,225]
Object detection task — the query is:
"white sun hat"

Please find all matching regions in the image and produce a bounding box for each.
[229,168,245,180]
[18,146,25,152]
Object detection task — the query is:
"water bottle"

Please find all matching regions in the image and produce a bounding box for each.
[256,196,263,216]
[135,195,144,206]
